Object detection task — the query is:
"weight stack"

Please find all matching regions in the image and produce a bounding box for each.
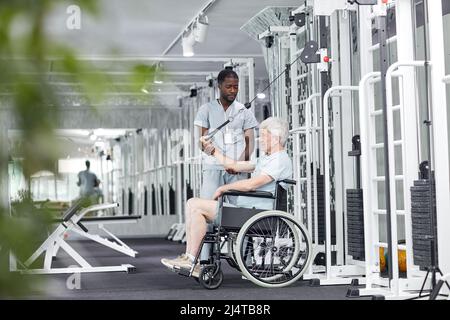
[311,169,335,244]
[410,179,437,268]
[346,189,365,260]
[312,169,325,243]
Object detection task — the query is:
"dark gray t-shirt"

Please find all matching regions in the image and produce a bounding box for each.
[77,170,98,197]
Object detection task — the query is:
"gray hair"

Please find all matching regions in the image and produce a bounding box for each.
[259,117,289,146]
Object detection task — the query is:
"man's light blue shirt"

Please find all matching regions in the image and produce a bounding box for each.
[236,150,293,210]
[194,100,258,169]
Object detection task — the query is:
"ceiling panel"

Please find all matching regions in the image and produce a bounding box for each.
[43,0,300,79]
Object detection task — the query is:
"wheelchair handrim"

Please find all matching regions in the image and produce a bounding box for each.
[235,210,313,288]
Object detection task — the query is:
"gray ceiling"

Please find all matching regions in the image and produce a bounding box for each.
[44,0,300,79]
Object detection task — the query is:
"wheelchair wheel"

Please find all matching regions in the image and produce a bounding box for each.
[199,265,224,290]
[235,210,312,288]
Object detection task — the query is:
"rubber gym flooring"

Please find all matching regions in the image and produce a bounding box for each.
[23,238,369,300]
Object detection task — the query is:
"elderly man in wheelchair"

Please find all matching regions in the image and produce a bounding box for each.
[161,117,312,289]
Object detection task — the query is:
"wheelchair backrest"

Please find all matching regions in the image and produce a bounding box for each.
[274,179,296,211]
[274,184,288,211]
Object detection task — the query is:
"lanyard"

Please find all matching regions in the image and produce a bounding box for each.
[205,99,246,141]
[216,99,245,123]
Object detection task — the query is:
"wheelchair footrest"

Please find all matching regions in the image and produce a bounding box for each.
[175,267,192,277]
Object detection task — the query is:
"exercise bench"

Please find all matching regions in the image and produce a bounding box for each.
[15,201,140,275]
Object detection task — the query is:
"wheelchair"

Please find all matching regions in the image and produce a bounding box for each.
[176,179,313,289]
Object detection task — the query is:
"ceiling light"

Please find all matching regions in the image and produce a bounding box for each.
[182,30,195,57]
[257,93,266,99]
[194,14,209,43]
[223,61,234,70]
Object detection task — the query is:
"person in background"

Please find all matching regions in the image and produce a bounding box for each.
[77,160,102,202]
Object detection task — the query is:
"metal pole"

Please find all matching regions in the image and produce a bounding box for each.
[427,0,450,279]
[323,86,359,280]
[359,71,381,289]
[386,60,427,296]
[318,14,332,272]
[377,12,394,283]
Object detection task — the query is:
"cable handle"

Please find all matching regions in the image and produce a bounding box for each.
[203,105,249,140]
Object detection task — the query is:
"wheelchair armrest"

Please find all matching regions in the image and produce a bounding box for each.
[222,190,275,199]
[278,179,296,185]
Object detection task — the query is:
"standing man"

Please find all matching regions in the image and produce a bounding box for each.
[77,160,101,201]
[194,69,258,204]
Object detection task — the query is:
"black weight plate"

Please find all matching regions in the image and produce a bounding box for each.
[413,180,433,186]
[412,223,432,230]
[347,233,365,239]
[413,179,433,185]
[411,201,435,208]
[348,244,365,249]
[347,215,364,220]
[411,197,436,203]
[410,190,434,196]
[347,218,365,225]
[412,232,432,238]
[347,207,364,211]
[347,220,364,226]
[413,256,431,264]
[411,215,433,221]
[411,209,434,215]
[347,232,365,237]
[347,236,365,241]
[411,186,435,192]
[346,189,363,194]
[411,209,435,215]
[347,231,365,236]
[347,218,365,223]
[347,209,364,214]
[411,218,433,224]
[347,231,365,237]
[410,197,435,203]
[347,197,364,202]
[412,239,432,246]
[347,214,364,220]
[347,228,364,232]
[348,249,366,255]
[347,228,364,233]
[347,235,365,240]
[348,248,366,253]
[413,245,431,250]
[347,204,364,209]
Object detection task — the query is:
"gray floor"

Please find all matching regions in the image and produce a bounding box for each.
[23,238,368,300]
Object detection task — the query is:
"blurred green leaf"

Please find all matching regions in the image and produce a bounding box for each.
[0,0,157,298]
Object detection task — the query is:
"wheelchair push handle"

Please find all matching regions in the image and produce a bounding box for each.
[222,190,275,199]
[278,179,296,185]
[220,179,297,200]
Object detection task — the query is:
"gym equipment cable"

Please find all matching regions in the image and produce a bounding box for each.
[205,51,305,141]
